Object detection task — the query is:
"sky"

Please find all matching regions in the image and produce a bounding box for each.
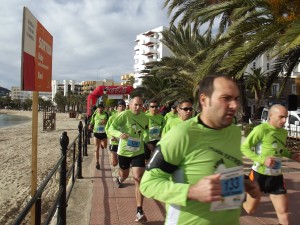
[0,0,170,90]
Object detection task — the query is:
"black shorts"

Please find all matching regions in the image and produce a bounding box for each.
[118,154,145,170]
[94,133,107,140]
[249,169,287,194]
[109,144,118,153]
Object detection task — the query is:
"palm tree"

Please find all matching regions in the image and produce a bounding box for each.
[244,67,269,119]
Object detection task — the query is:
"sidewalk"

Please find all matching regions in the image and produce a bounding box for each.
[67,144,300,225]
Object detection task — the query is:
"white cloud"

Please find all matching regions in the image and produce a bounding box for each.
[0,0,169,89]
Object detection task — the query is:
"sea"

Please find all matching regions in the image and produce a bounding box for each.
[0,114,31,128]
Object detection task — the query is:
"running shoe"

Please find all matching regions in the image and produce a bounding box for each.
[135,211,147,222]
[96,163,100,170]
[115,177,123,188]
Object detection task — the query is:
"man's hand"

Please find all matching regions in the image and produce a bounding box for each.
[188,174,222,203]
[244,179,261,198]
[119,133,129,139]
[264,156,275,167]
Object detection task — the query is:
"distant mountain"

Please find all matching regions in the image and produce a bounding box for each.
[0,86,10,96]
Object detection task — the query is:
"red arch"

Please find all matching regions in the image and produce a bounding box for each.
[87,86,133,116]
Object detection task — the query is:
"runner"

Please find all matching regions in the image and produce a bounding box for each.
[145,98,165,162]
[105,100,126,167]
[108,95,149,222]
[89,103,109,170]
[164,102,178,122]
[242,104,300,225]
[140,75,260,225]
[161,98,193,136]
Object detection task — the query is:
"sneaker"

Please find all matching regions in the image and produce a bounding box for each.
[115,177,123,188]
[135,211,147,222]
[96,163,100,170]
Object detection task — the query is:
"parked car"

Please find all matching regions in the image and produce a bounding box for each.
[261,107,300,138]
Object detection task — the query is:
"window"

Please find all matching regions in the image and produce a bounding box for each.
[271,83,279,96]
[252,62,256,69]
[267,63,269,70]
[289,115,298,125]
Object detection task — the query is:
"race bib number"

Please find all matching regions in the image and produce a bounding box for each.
[95,125,105,133]
[126,137,141,152]
[149,126,160,140]
[265,157,282,175]
[210,166,245,211]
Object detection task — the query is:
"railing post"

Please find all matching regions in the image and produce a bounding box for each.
[78,121,83,179]
[58,132,68,225]
[86,117,91,145]
[35,198,41,225]
[83,117,88,156]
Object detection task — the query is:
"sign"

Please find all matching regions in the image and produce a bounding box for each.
[21,7,53,92]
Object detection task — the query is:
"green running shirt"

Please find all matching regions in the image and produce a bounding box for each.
[241,122,291,175]
[140,115,243,225]
[146,112,166,141]
[107,110,149,157]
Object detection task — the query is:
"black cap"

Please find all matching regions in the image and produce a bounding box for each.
[117,100,126,106]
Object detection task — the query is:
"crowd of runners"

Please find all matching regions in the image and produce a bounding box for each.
[87,75,300,225]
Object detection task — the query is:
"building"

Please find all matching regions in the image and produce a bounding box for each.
[52,80,82,100]
[121,73,134,86]
[244,53,300,116]
[133,26,173,88]
[9,86,52,101]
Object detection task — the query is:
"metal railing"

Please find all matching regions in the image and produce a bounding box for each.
[11,120,89,225]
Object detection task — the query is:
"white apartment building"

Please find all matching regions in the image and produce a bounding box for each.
[10,86,52,101]
[133,26,173,88]
[52,80,82,100]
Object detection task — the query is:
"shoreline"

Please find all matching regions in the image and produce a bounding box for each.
[0,109,84,224]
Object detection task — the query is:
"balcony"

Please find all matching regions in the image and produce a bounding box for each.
[142,48,157,56]
[142,37,157,46]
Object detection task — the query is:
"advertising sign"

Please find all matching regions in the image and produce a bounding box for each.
[21,7,53,92]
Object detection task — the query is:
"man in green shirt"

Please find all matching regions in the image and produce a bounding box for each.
[145,98,166,161]
[242,104,300,225]
[164,103,178,122]
[89,103,109,170]
[140,75,260,225]
[107,96,149,222]
[161,98,193,136]
[105,100,126,167]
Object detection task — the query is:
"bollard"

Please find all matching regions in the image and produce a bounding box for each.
[57,132,68,225]
[83,117,88,156]
[77,121,83,179]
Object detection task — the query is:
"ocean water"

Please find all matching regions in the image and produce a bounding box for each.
[0,114,31,128]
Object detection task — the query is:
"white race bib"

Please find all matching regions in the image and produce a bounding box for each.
[126,137,141,152]
[210,166,245,211]
[95,125,105,133]
[264,157,282,175]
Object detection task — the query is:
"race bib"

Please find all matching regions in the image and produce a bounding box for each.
[95,125,105,133]
[265,157,282,175]
[126,137,141,152]
[210,166,245,211]
[149,126,160,140]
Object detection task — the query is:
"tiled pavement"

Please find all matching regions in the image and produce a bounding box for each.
[67,144,300,225]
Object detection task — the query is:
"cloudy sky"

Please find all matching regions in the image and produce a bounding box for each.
[0,0,170,89]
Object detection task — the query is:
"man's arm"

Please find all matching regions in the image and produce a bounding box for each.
[241,126,266,165]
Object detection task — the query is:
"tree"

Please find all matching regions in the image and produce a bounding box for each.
[245,68,269,119]
[54,92,67,112]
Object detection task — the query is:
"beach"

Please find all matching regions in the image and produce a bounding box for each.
[0,109,83,224]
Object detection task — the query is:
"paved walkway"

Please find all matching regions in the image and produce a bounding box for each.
[67,144,300,225]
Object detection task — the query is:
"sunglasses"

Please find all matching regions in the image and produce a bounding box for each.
[180,107,193,112]
[149,105,158,108]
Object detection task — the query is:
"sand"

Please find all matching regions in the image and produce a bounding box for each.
[0,109,84,224]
